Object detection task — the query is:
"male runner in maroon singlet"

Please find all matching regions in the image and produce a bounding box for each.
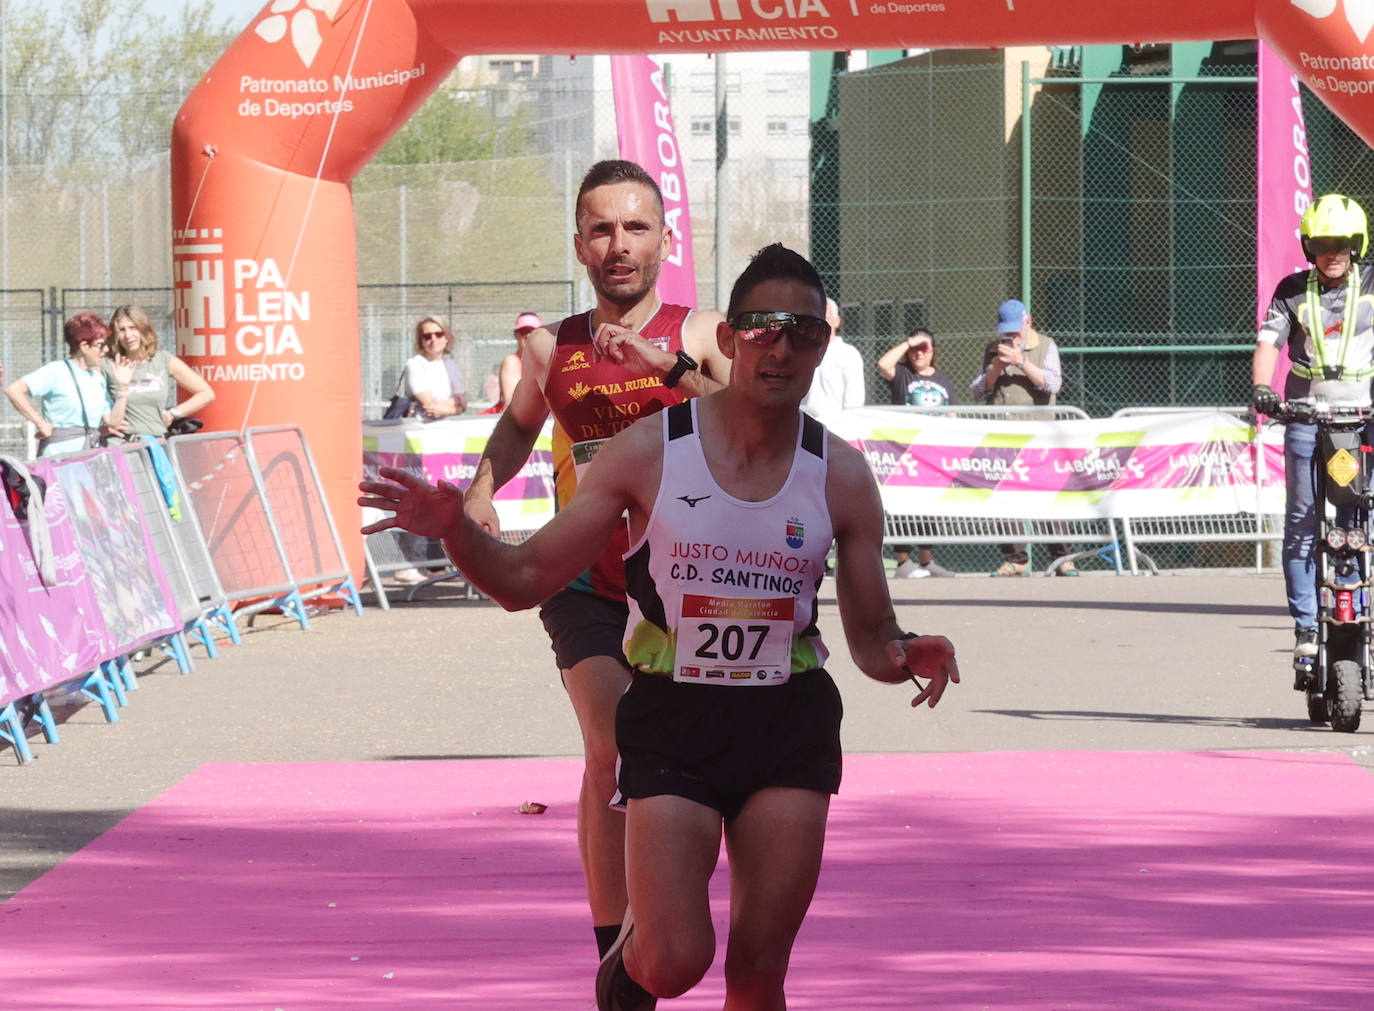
[463,160,730,961]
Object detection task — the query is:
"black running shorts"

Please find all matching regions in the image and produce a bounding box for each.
[615,669,844,821]
[538,586,631,672]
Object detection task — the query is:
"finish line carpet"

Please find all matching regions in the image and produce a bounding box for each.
[3,751,1373,1009]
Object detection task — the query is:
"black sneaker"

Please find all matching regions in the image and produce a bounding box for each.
[595,913,655,1011]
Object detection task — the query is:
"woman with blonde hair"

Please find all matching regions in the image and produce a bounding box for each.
[400,313,467,419]
[389,314,468,583]
[104,304,214,438]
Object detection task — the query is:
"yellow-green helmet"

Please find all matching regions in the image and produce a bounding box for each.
[1301,193,1368,261]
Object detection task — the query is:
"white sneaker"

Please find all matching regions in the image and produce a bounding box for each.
[895,559,931,579]
[1293,627,1318,660]
[392,567,427,585]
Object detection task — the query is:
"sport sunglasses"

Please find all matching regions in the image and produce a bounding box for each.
[728,310,831,349]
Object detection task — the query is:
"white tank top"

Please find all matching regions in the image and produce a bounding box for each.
[622,400,832,685]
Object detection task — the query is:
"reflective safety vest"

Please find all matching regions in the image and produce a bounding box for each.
[1290,266,1374,383]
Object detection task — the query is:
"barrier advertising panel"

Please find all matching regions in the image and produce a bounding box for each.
[830,408,1279,522]
[362,416,556,533]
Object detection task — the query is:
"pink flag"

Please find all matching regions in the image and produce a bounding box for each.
[610,54,697,309]
[1256,41,1314,396]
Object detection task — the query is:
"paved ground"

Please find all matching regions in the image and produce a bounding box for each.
[4,568,1370,903]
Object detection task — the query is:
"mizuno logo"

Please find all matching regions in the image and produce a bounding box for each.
[678,494,711,508]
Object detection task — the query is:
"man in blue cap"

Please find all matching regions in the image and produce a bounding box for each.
[970,298,1076,575]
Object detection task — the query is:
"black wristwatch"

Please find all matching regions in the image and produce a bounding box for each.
[663,349,699,389]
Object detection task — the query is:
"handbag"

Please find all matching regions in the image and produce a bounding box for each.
[166,416,205,437]
[383,394,416,420]
[63,360,103,448]
[382,375,415,420]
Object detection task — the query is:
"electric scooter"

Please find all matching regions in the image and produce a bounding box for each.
[1273,402,1373,733]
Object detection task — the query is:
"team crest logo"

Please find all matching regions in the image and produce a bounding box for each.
[254,0,341,68]
[563,350,591,372]
[568,381,592,401]
[1292,0,1374,44]
[785,517,804,549]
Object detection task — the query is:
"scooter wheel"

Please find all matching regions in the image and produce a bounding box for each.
[1328,659,1363,733]
[1307,690,1329,725]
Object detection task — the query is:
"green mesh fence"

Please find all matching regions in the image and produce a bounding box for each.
[813,43,1374,417]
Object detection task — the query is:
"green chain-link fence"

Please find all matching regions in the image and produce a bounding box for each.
[814,43,1374,415]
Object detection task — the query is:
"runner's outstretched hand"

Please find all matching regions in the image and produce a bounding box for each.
[885,635,959,708]
[358,466,465,539]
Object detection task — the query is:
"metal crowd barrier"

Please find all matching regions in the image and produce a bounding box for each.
[244,425,364,617]
[3,425,365,765]
[1110,406,1278,574]
[861,404,1092,422]
[119,440,200,673]
[168,428,363,634]
[868,404,1125,574]
[881,513,1126,575]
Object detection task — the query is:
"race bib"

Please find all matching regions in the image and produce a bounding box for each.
[674,593,794,686]
[571,438,608,483]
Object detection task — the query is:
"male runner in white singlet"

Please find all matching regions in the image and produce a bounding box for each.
[359,244,959,1010]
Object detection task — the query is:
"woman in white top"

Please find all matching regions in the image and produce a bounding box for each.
[391,314,468,583]
[402,314,467,419]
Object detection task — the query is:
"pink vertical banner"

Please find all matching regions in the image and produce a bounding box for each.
[610,54,697,308]
[1256,41,1314,398]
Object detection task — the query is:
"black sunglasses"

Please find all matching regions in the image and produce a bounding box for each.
[729,311,831,349]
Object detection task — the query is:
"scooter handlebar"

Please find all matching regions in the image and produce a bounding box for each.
[1263,402,1371,426]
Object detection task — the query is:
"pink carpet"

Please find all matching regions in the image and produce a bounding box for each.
[4,752,1374,1009]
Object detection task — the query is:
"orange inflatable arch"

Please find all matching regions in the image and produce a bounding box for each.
[172,0,1374,577]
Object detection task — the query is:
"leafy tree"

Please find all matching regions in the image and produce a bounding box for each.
[1,0,235,168]
[115,2,238,162]
[375,81,535,165]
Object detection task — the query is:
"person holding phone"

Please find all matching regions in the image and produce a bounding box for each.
[970,299,1074,576]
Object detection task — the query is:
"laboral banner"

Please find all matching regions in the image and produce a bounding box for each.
[362,416,556,533]
[828,408,1284,521]
[1256,40,1314,399]
[611,53,697,308]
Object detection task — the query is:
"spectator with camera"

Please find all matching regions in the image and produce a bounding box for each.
[970,299,1075,576]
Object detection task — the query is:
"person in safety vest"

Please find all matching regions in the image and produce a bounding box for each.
[1252,193,1374,681]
